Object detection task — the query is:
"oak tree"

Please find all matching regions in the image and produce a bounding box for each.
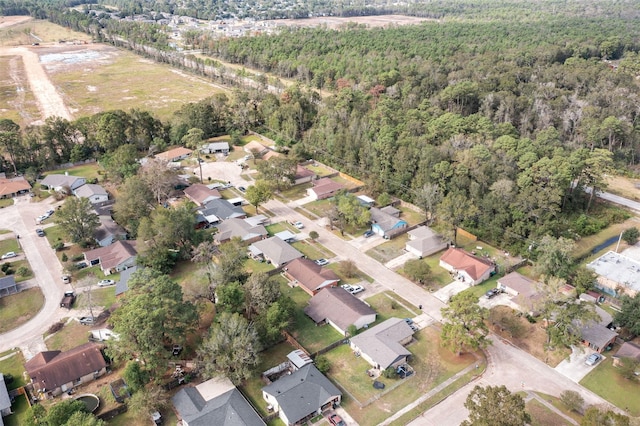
[441,292,490,355]
[462,385,530,426]
[57,197,100,245]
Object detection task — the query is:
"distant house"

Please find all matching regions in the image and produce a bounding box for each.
[579,305,617,353]
[304,287,376,335]
[307,178,345,201]
[0,373,11,419]
[25,342,107,398]
[283,258,340,296]
[74,184,108,204]
[214,218,268,244]
[248,237,303,268]
[294,165,315,185]
[613,342,640,368]
[184,184,221,206]
[197,198,246,225]
[0,276,18,298]
[349,318,414,370]
[370,206,408,239]
[244,141,268,155]
[84,240,137,276]
[439,248,495,285]
[262,364,341,426]
[115,265,140,297]
[497,272,541,314]
[94,214,127,247]
[262,151,281,161]
[587,251,640,297]
[156,147,193,162]
[405,226,447,258]
[172,376,265,426]
[201,141,230,155]
[0,175,31,199]
[40,174,86,192]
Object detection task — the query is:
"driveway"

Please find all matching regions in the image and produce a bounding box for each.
[431,280,469,303]
[384,251,417,270]
[555,347,604,383]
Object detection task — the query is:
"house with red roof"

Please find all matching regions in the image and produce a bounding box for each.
[156,147,193,162]
[84,240,137,275]
[307,178,345,200]
[0,175,31,199]
[283,258,340,296]
[184,184,221,206]
[439,247,495,285]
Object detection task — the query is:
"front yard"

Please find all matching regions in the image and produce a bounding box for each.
[366,235,409,264]
[45,320,90,352]
[364,291,418,322]
[0,288,45,333]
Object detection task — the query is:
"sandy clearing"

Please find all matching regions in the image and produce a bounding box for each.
[0,15,32,29]
[268,14,435,29]
[0,45,72,123]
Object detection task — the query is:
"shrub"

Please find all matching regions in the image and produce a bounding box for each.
[61,253,68,262]
[309,230,319,241]
[16,266,29,277]
[1,263,9,273]
[314,356,331,374]
[560,390,584,413]
[382,367,396,379]
[338,260,358,278]
[52,241,64,251]
[622,227,640,245]
[346,324,358,337]
[71,254,85,262]
[48,321,64,335]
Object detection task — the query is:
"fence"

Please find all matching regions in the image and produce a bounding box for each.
[456,227,478,241]
[51,159,97,171]
[282,330,309,355]
[310,338,347,358]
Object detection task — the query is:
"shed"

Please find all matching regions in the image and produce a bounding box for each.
[0,276,18,298]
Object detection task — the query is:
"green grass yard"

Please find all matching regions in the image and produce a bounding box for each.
[43,163,102,181]
[0,239,20,255]
[0,288,44,333]
[366,234,409,264]
[526,398,572,426]
[580,356,640,416]
[3,393,30,426]
[364,291,417,322]
[0,351,27,390]
[46,320,90,352]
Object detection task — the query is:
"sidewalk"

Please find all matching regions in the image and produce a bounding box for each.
[524,392,579,425]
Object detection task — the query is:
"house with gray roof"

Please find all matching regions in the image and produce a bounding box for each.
[350,317,414,370]
[198,199,246,225]
[40,174,86,192]
[74,184,108,204]
[0,276,17,298]
[262,364,341,426]
[214,218,267,244]
[172,376,265,426]
[248,237,303,268]
[497,272,542,314]
[115,265,140,297]
[370,206,408,239]
[405,226,447,258]
[0,374,11,421]
[304,287,376,335]
[579,305,617,353]
[613,342,640,368]
[94,214,127,247]
[201,141,230,155]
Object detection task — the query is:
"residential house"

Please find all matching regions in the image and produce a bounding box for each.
[74,184,108,204]
[497,272,542,314]
[184,184,221,206]
[115,265,140,297]
[587,251,640,297]
[84,240,137,276]
[0,175,31,199]
[201,141,230,155]
[405,226,448,258]
[0,276,18,298]
[156,147,193,162]
[307,178,345,201]
[294,165,315,185]
[25,343,107,398]
[349,318,414,370]
[262,150,281,161]
[172,376,265,426]
[613,342,640,368]
[214,218,268,244]
[439,248,495,285]
[244,141,268,156]
[356,195,375,208]
[40,174,86,192]
[94,215,127,247]
[579,305,617,353]
[0,373,11,420]
[370,206,408,239]
[262,364,341,426]
[304,287,376,335]
[197,198,246,226]
[248,237,303,268]
[283,258,340,296]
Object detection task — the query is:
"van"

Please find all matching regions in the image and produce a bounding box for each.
[60,291,75,309]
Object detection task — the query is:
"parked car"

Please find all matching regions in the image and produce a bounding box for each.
[585,353,602,366]
[172,345,183,356]
[329,414,345,426]
[151,411,162,425]
[1,252,17,260]
[36,215,48,223]
[238,186,246,192]
[363,230,374,238]
[75,261,89,269]
[97,279,115,287]
[485,288,499,299]
[60,291,75,309]
[315,258,329,266]
[341,284,354,293]
[79,316,96,326]
[45,209,55,217]
[62,275,71,284]
[35,228,45,237]
[293,221,304,229]
[348,285,364,295]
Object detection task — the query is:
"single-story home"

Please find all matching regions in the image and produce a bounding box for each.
[40,174,86,192]
[115,265,141,297]
[84,240,138,276]
[156,147,193,162]
[94,215,127,247]
[356,195,375,208]
[262,150,281,161]
[304,287,376,335]
[25,342,107,399]
[197,198,246,225]
[497,272,542,314]
[74,184,108,204]
[405,226,448,258]
[0,276,18,298]
[214,218,268,244]
[283,258,340,296]
[370,206,408,239]
[307,178,345,201]
[172,376,265,426]
[294,165,315,185]
[244,141,268,155]
[201,141,230,155]
[248,237,303,268]
[350,317,414,370]
[184,184,221,206]
[587,251,640,298]
[579,305,617,353]
[262,364,341,426]
[612,342,640,368]
[0,373,11,419]
[0,175,31,199]
[439,247,495,285]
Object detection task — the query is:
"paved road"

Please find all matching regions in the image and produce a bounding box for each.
[585,186,640,213]
[0,196,69,355]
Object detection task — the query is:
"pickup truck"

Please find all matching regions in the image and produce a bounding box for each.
[60,291,76,309]
[79,316,96,326]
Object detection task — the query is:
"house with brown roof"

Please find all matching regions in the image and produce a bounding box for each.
[497,272,542,314]
[25,343,107,398]
[262,150,282,161]
[0,175,31,199]
[214,218,267,244]
[294,165,315,185]
[84,240,137,275]
[284,258,340,296]
[156,147,193,162]
[405,226,447,258]
[184,184,221,206]
[307,178,345,201]
[439,247,495,285]
[244,141,268,155]
[350,318,414,370]
[304,287,376,335]
[613,342,640,368]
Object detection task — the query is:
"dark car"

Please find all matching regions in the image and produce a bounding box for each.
[485,288,499,299]
[329,414,346,426]
[238,186,246,192]
[363,230,374,238]
[36,228,45,237]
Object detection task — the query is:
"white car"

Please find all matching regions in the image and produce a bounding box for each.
[45,209,55,217]
[349,285,364,295]
[97,279,115,287]
[293,221,304,229]
[315,258,329,266]
[36,215,48,222]
[1,252,17,260]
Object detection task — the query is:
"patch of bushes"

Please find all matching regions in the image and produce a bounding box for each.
[48,321,64,334]
[52,241,64,251]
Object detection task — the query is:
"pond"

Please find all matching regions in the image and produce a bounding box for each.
[75,394,100,413]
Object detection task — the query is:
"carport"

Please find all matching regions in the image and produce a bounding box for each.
[0,276,18,297]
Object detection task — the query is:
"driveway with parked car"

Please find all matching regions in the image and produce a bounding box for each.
[555,347,607,383]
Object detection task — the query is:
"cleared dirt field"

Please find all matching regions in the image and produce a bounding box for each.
[268,14,435,29]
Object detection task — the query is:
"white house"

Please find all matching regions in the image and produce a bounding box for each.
[74,184,109,204]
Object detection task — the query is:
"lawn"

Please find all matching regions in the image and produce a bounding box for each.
[459,273,503,300]
[291,240,332,260]
[0,239,20,255]
[366,234,409,264]
[7,259,34,283]
[534,392,583,424]
[398,207,425,226]
[303,199,334,219]
[245,258,276,274]
[326,261,374,284]
[580,355,640,416]
[0,288,44,333]
[0,55,40,126]
[526,398,572,426]
[0,198,14,208]
[304,162,335,177]
[276,183,312,201]
[43,163,102,181]
[420,254,455,287]
[265,222,288,235]
[46,320,90,352]
[75,286,117,311]
[0,351,27,390]
[364,291,418,322]
[3,393,30,426]
[108,407,179,426]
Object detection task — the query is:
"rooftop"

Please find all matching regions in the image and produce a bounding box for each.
[587,251,640,293]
